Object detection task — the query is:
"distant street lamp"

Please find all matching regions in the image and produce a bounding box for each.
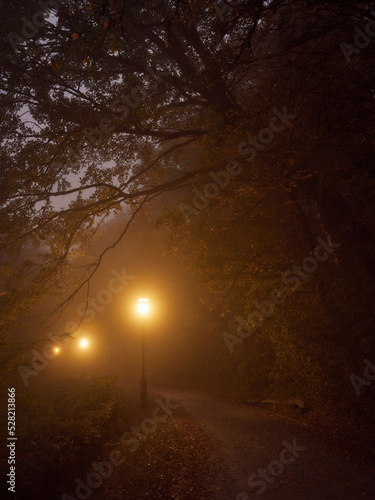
[137,298,149,408]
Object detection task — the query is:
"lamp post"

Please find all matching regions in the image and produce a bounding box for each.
[137,298,149,408]
[80,338,89,379]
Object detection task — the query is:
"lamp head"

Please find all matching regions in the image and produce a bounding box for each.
[80,338,88,348]
[137,298,149,315]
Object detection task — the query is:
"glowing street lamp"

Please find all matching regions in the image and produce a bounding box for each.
[80,338,88,348]
[138,297,149,315]
[137,298,149,408]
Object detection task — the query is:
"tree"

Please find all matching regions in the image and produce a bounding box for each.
[1,0,375,395]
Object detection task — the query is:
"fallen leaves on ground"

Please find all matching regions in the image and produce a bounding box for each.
[93,400,215,499]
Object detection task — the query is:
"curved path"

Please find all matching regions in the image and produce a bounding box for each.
[154,387,375,499]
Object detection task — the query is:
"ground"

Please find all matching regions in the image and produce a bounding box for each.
[93,387,375,499]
